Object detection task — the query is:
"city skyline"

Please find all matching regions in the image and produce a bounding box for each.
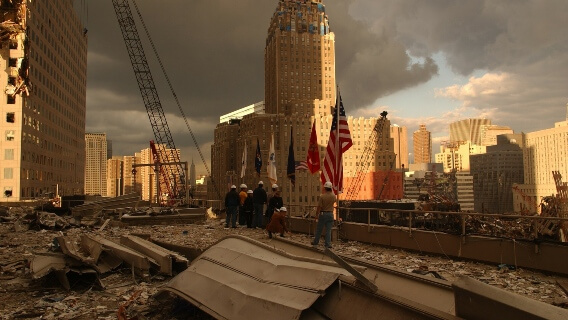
[84,1,568,174]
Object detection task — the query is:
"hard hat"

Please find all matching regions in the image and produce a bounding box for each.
[272,184,278,189]
[247,190,253,194]
[324,181,332,189]
[231,185,236,189]
[240,184,247,189]
[279,207,287,212]
[258,181,264,185]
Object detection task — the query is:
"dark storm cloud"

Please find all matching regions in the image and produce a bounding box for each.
[351,0,568,133]
[327,0,438,108]
[86,0,441,172]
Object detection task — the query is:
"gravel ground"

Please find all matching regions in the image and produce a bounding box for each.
[1,217,567,319]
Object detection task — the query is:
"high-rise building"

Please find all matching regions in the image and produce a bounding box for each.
[138,145,181,202]
[449,119,491,145]
[122,153,141,195]
[435,141,486,173]
[390,125,408,169]
[413,124,431,164]
[264,0,336,117]
[85,133,107,196]
[0,0,87,200]
[190,159,196,187]
[106,156,123,198]
[516,109,568,212]
[471,134,524,213]
[480,125,513,146]
[210,0,399,212]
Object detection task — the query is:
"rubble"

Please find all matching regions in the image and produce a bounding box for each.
[0,207,567,318]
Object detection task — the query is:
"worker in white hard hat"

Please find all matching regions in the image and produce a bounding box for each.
[224,185,239,228]
[252,181,267,228]
[312,181,336,249]
[266,206,289,238]
[238,184,248,226]
[265,183,283,223]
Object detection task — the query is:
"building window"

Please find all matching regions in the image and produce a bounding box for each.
[5,130,15,141]
[4,168,13,179]
[4,149,14,160]
[7,95,15,104]
[6,112,15,123]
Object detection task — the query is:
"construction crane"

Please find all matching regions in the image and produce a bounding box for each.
[111,0,222,204]
[344,111,389,202]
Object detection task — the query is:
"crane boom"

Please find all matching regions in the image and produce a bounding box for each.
[344,111,388,201]
[112,0,185,201]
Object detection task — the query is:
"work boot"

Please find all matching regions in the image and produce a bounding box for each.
[268,231,273,239]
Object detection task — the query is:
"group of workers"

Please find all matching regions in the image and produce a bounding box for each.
[224,180,336,249]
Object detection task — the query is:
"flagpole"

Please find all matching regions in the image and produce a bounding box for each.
[335,86,340,195]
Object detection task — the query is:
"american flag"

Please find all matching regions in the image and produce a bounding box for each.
[295,161,309,171]
[320,93,352,194]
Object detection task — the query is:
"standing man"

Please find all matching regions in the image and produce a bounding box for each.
[252,181,267,228]
[224,185,239,228]
[243,190,254,228]
[312,181,336,249]
[238,184,248,226]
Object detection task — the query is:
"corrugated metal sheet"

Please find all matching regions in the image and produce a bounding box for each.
[160,236,357,320]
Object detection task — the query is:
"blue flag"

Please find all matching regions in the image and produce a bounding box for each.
[255,138,262,176]
[287,127,296,186]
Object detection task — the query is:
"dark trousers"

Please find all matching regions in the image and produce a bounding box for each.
[238,206,246,225]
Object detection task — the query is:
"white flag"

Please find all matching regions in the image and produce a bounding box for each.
[267,133,277,185]
[240,141,247,178]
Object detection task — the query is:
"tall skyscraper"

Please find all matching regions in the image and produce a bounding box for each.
[413,124,431,164]
[85,133,108,196]
[210,0,399,210]
[390,125,408,169]
[516,110,568,212]
[449,119,491,145]
[122,154,141,195]
[264,0,336,117]
[106,156,123,198]
[0,0,87,200]
[190,159,196,187]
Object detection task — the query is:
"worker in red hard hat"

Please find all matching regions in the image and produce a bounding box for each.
[312,181,336,249]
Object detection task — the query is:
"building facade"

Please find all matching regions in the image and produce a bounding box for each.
[435,141,486,173]
[106,156,123,198]
[209,0,399,215]
[122,153,141,195]
[264,0,335,117]
[0,0,87,200]
[470,134,524,213]
[85,133,107,196]
[390,125,408,169]
[516,108,568,212]
[413,124,431,164]
[449,118,491,145]
[480,125,513,146]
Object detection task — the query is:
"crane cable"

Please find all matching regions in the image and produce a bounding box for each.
[130,0,222,201]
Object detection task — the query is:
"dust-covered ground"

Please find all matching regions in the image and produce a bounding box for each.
[1,216,567,319]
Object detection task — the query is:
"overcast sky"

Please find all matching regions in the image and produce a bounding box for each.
[83,0,568,174]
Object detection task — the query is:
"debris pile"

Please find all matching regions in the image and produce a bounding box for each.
[1,206,567,318]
